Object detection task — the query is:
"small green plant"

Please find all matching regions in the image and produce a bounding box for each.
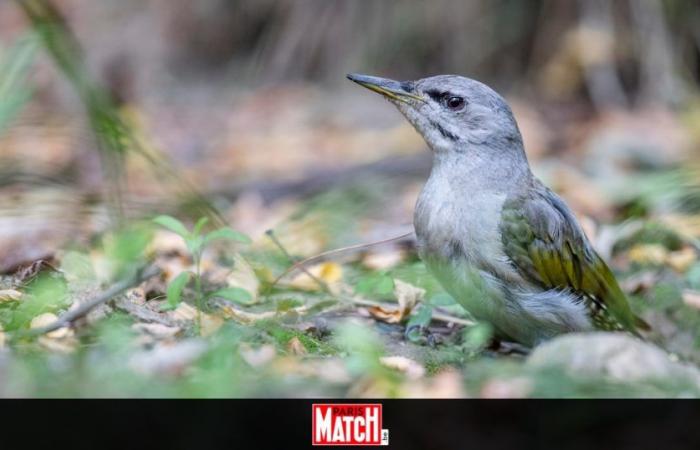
[354,272,394,298]
[152,215,253,317]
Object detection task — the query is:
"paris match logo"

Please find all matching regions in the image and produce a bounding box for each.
[312,403,389,446]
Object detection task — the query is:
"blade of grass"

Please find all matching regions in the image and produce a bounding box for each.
[15,0,226,227]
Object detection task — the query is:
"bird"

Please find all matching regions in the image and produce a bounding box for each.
[347,73,650,347]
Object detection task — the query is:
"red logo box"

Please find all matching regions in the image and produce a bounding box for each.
[312,403,389,446]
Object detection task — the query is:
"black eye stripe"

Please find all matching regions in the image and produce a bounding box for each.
[425,89,445,102]
[425,90,467,110]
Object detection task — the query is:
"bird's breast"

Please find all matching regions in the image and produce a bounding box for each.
[414,172,510,274]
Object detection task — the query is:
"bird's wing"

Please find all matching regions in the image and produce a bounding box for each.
[499,184,649,333]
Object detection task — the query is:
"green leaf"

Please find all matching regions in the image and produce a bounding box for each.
[193,217,209,237]
[153,215,190,238]
[186,235,204,256]
[167,272,192,308]
[204,227,252,246]
[208,287,254,305]
[462,323,493,352]
[686,263,700,290]
[355,273,395,297]
[429,293,456,306]
[103,225,153,280]
[0,33,37,134]
[375,276,395,295]
[7,275,69,331]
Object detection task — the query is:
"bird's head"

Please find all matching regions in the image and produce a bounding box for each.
[347,73,524,158]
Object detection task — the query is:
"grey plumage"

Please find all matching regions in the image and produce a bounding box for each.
[347,73,648,347]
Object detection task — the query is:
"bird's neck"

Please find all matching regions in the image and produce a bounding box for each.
[430,142,532,194]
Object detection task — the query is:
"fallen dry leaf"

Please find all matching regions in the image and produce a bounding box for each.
[288,261,343,292]
[379,356,425,380]
[626,244,696,272]
[683,290,700,310]
[199,313,224,337]
[367,279,424,324]
[170,303,198,322]
[168,302,224,336]
[30,312,73,339]
[219,304,277,323]
[628,244,669,266]
[667,247,697,272]
[225,254,260,302]
[662,215,700,241]
[218,300,312,324]
[158,256,192,285]
[149,230,189,256]
[37,335,77,353]
[132,322,181,339]
[287,336,307,356]
[0,289,22,303]
[362,248,405,270]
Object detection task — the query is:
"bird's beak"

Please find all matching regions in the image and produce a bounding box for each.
[346,73,425,104]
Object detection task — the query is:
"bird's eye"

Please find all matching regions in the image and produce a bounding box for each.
[446,96,465,110]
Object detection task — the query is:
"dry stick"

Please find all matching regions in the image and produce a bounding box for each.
[24,265,161,337]
[271,231,415,287]
[265,229,331,292]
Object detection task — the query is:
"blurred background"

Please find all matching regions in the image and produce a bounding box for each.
[1,0,699,255]
[1,0,700,397]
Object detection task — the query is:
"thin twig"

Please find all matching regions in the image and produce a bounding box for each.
[265,229,331,292]
[22,265,161,337]
[271,231,415,287]
[266,230,470,327]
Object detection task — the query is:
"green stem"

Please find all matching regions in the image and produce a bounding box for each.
[194,252,203,332]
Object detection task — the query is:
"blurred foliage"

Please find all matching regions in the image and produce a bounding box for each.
[0,33,37,133]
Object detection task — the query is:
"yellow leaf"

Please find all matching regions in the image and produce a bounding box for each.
[288,262,342,292]
[628,244,668,266]
[667,247,697,272]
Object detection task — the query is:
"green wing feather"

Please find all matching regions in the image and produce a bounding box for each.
[500,186,650,334]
